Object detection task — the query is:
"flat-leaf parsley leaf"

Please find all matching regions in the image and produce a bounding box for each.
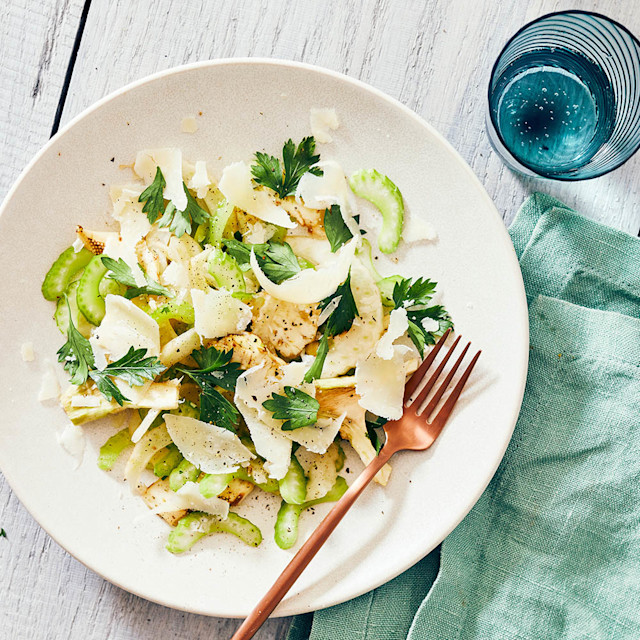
[101,257,172,299]
[224,239,303,283]
[251,137,322,198]
[139,166,166,223]
[57,298,95,385]
[324,204,353,252]
[263,386,320,431]
[390,277,452,355]
[157,183,209,237]
[303,272,359,382]
[176,346,242,431]
[89,347,165,406]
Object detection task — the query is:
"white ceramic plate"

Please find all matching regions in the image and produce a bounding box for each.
[0,59,528,618]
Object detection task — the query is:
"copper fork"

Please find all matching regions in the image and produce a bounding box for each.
[231,330,480,640]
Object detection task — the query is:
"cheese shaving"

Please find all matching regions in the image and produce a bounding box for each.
[355,345,411,420]
[250,238,357,305]
[131,408,162,443]
[187,160,210,198]
[191,288,252,339]
[376,308,409,360]
[20,342,35,362]
[164,414,254,474]
[181,117,199,134]
[309,108,340,144]
[219,161,296,228]
[90,295,161,361]
[134,148,187,211]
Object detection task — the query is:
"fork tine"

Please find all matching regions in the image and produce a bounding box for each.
[429,350,481,432]
[407,335,461,410]
[403,329,451,403]
[420,341,470,419]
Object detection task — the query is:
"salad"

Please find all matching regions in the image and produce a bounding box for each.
[41,134,452,554]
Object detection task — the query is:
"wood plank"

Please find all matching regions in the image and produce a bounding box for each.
[60,0,640,234]
[4,1,640,639]
[0,0,85,200]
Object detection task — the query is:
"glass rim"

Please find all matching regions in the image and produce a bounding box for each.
[487,9,640,181]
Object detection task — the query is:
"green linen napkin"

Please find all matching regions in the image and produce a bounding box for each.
[288,193,640,640]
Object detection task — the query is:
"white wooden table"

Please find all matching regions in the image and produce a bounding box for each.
[2,1,639,638]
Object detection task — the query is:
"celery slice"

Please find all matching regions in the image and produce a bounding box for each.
[199,472,234,498]
[169,459,199,492]
[274,477,348,549]
[274,502,302,550]
[207,247,245,291]
[377,275,405,307]
[42,246,93,301]
[208,199,235,246]
[76,255,108,324]
[278,456,307,505]
[150,301,195,326]
[349,169,404,254]
[54,281,93,338]
[153,443,183,478]
[97,428,132,471]
[166,511,262,553]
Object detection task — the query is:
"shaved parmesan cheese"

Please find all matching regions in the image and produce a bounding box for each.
[234,364,293,479]
[125,424,173,492]
[219,161,296,228]
[355,345,410,420]
[72,237,84,253]
[175,482,230,519]
[20,342,35,362]
[287,412,346,454]
[38,359,60,402]
[90,295,160,362]
[310,108,339,143]
[102,218,148,288]
[250,237,357,304]
[296,161,359,237]
[317,295,341,326]
[403,214,437,242]
[376,308,409,359]
[181,116,198,134]
[160,261,190,293]
[239,408,292,480]
[110,185,144,218]
[286,237,333,265]
[90,339,108,370]
[131,408,161,443]
[421,317,440,333]
[164,414,254,474]
[134,148,187,211]
[322,260,384,377]
[121,379,180,410]
[191,288,252,339]
[243,220,276,244]
[70,394,101,408]
[187,160,210,198]
[56,422,85,468]
[235,360,339,468]
[296,446,339,500]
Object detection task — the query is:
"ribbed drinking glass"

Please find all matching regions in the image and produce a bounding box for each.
[487,11,640,180]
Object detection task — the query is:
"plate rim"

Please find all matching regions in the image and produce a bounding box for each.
[0,57,529,618]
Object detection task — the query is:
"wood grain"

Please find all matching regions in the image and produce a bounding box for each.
[3,0,640,638]
[0,0,84,200]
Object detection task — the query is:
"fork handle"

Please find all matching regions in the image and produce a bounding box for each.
[230,448,394,640]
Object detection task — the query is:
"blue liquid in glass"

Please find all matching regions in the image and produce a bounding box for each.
[491,49,615,175]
